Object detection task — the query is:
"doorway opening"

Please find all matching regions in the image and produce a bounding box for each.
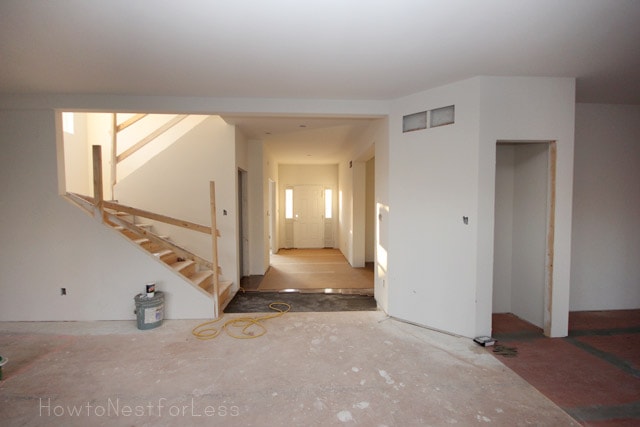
[493,141,556,336]
[238,169,249,283]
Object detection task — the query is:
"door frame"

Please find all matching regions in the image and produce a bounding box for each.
[494,140,556,337]
[238,168,249,278]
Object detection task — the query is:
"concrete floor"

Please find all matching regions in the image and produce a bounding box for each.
[0,311,577,426]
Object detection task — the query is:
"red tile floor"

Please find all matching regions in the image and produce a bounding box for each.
[490,310,640,426]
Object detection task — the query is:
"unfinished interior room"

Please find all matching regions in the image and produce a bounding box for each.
[1,1,638,425]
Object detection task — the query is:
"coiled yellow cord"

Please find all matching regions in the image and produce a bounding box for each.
[191,302,291,340]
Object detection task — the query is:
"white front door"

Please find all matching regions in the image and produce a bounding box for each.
[293,185,324,248]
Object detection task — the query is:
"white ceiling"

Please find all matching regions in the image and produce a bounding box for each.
[222,115,379,163]
[2,0,639,162]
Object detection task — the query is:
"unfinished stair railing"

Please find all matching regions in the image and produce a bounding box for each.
[65,145,229,318]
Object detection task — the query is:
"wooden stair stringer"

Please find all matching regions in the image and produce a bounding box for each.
[104,212,229,308]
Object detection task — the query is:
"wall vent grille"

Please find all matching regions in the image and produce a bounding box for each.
[403,105,455,133]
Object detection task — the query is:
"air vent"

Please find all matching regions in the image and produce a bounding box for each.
[402,111,427,133]
[403,105,455,133]
[430,105,455,127]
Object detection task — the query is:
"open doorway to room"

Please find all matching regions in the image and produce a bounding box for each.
[492,141,556,336]
[238,168,249,282]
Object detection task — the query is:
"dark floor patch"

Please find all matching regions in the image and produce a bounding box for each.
[240,275,264,291]
[225,291,377,313]
[493,344,518,358]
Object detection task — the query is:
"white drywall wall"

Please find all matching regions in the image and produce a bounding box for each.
[371,118,390,313]
[116,114,209,183]
[388,78,482,338]
[571,104,640,310]
[479,77,575,337]
[63,112,91,195]
[115,116,239,286]
[387,76,574,338]
[492,145,515,313]
[265,146,279,254]
[0,109,216,321]
[511,144,549,328]
[248,139,270,275]
[365,157,376,263]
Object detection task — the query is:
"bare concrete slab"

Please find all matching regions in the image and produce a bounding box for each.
[0,312,578,426]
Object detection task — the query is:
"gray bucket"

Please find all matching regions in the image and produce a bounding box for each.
[134,291,164,330]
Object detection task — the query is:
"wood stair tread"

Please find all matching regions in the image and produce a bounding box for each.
[171,259,194,269]
[191,270,214,288]
[199,279,233,296]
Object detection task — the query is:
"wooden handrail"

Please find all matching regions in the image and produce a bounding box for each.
[68,192,96,204]
[116,114,188,163]
[65,192,96,215]
[116,113,148,132]
[102,200,212,235]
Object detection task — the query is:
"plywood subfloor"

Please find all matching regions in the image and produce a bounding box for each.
[257,248,373,292]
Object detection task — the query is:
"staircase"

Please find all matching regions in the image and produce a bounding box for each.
[106,213,233,310]
[66,143,233,319]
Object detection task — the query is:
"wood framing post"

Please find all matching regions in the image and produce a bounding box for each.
[210,181,221,318]
[544,142,557,337]
[111,113,117,200]
[92,145,104,221]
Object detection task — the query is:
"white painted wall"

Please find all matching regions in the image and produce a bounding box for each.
[338,159,353,260]
[115,116,240,287]
[492,146,515,313]
[479,77,575,337]
[571,104,640,310]
[365,157,376,262]
[248,139,270,275]
[386,76,574,338]
[388,78,482,338]
[75,112,113,199]
[115,114,210,184]
[493,144,549,328]
[0,110,215,321]
[265,146,279,254]
[371,119,390,313]
[337,121,380,267]
[511,144,549,328]
[63,112,91,195]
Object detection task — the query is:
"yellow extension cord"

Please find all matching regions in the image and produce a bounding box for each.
[191,302,291,340]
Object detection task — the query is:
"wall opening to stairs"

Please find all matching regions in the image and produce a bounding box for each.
[59,112,242,317]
